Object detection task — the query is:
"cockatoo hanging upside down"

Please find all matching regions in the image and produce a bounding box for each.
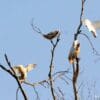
[10,64,36,83]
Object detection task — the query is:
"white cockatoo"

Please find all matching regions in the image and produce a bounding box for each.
[11,64,36,83]
[43,30,60,40]
[68,40,80,64]
[82,19,100,38]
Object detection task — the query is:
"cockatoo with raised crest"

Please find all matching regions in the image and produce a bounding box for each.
[68,40,80,64]
[82,19,100,38]
[10,64,36,83]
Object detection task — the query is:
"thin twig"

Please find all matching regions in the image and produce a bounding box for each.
[57,87,65,100]
[16,87,20,100]
[53,72,69,84]
[24,80,49,88]
[74,0,86,40]
[53,70,70,77]
[33,87,40,100]
[80,33,100,56]
[48,34,60,100]
[31,18,43,35]
[24,69,69,89]
[5,54,16,75]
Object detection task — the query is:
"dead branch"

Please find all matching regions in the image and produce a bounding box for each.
[0,35,68,100]
[31,18,43,35]
[80,33,100,56]
[16,87,20,100]
[0,54,28,100]
[74,0,86,40]
[57,87,65,100]
[23,69,69,90]
[72,58,80,100]
[53,71,70,85]
[72,0,86,100]
[24,80,49,88]
[53,71,69,85]
[33,87,40,100]
[31,20,63,100]
[48,34,60,100]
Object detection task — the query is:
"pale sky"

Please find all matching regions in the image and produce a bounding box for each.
[0,0,100,100]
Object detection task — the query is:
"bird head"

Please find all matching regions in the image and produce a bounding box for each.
[73,40,79,48]
[82,19,91,26]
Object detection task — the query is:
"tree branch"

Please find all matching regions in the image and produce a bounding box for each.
[31,18,43,35]
[0,54,28,100]
[48,34,60,100]
[72,58,80,100]
[72,0,86,100]
[74,0,86,40]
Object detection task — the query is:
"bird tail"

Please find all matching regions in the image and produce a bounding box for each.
[91,31,97,38]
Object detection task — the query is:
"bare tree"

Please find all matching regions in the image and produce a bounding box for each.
[0,0,100,100]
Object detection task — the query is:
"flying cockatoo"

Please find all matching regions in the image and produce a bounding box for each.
[10,64,36,83]
[82,19,100,38]
[68,40,80,64]
[43,30,60,40]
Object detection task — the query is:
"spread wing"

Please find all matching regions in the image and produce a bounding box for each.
[26,64,36,72]
[82,19,97,37]
[92,21,100,29]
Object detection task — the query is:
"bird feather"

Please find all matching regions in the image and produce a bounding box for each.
[92,21,100,29]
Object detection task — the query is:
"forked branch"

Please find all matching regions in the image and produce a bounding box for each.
[0,54,28,100]
[73,0,86,100]
[48,34,60,100]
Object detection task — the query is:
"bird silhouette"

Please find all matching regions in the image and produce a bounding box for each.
[43,30,60,40]
[68,40,80,64]
[82,19,100,38]
[10,64,36,83]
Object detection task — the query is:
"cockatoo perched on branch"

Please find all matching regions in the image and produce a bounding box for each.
[68,40,80,64]
[43,30,60,40]
[11,64,36,83]
[82,19,100,38]
[31,19,60,40]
